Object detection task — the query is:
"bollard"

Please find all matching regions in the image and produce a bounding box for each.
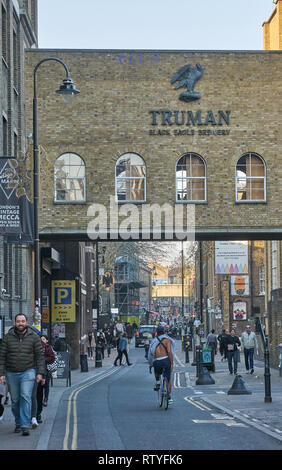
[196,367,215,385]
[228,375,251,395]
[95,346,102,368]
[80,354,88,373]
[185,342,189,363]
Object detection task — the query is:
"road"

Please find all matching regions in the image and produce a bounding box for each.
[46,342,282,451]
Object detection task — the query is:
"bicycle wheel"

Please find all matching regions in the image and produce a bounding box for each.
[163,377,169,410]
[158,376,163,407]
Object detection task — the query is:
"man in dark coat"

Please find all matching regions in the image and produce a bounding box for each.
[0,314,44,436]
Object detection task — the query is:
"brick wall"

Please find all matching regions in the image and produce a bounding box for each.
[24,50,282,239]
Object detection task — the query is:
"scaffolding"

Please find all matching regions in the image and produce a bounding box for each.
[114,252,146,319]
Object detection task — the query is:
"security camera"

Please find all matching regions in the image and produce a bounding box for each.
[27,133,33,140]
[1,288,6,294]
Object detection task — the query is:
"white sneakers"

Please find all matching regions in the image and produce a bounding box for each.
[31,417,38,429]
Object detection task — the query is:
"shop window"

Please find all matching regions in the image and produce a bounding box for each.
[54,153,86,202]
[115,153,146,202]
[176,153,206,202]
[236,153,266,202]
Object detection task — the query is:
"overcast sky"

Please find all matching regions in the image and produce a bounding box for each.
[38,0,275,50]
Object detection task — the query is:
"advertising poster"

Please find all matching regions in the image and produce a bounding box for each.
[233,301,247,321]
[231,275,249,296]
[215,241,248,274]
[0,158,33,240]
[51,280,76,322]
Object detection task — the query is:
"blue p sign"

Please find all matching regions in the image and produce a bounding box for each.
[55,287,71,305]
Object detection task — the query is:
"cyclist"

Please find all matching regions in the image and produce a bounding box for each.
[148,325,175,404]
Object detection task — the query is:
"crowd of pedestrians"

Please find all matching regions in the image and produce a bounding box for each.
[0,312,260,437]
[86,321,135,366]
[205,324,259,375]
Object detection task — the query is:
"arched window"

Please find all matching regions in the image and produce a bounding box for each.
[236,153,266,202]
[54,153,86,202]
[176,153,206,202]
[115,153,146,202]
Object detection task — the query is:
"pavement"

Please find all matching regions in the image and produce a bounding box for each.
[176,341,282,444]
[0,338,282,450]
[0,350,116,450]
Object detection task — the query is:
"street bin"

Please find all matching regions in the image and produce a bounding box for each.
[80,354,88,373]
[279,344,282,377]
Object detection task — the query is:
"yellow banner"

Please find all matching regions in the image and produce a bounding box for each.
[51,280,76,323]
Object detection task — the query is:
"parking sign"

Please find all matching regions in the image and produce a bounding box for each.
[52,280,76,322]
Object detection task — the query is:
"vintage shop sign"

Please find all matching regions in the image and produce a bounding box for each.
[0,158,33,238]
[149,109,231,136]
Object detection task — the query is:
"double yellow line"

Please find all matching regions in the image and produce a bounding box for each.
[63,367,119,450]
[184,395,212,412]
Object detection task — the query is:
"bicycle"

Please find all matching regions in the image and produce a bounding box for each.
[156,368,170,410]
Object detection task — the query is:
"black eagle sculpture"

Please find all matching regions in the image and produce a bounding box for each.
[171,63,204,102]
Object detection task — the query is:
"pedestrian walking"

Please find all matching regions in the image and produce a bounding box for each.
[217,329,228,361]
[104,328,112,357]
[32,334,55,427]
[241,325,259,374]
[87,330,95,360]
[226,328,241,375]
[96,329,106,359]
[206,329,218,367]
[114,333,132,366]
[206,329,218,354]
[0,314,45,436]
[41,335,55,408]
[125,323,133,344]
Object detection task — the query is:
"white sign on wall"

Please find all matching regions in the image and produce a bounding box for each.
[215,241,248,275]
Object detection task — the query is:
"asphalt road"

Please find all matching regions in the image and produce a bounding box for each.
[47,344,282,451]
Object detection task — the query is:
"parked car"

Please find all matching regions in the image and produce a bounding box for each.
[135,325,156,348]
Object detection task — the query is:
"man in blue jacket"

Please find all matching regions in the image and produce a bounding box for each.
[114,333,132,366]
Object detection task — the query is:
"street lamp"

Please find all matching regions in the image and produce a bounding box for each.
[32,57,80,325]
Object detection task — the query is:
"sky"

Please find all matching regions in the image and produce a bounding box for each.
[37,0,275,51]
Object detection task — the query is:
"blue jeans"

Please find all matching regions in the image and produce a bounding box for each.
[244,348,254,371]
[6,369,36,428]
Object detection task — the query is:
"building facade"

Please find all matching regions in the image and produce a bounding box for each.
[24,48,281,241]
[0,0,37,333]
[263,0,282,50]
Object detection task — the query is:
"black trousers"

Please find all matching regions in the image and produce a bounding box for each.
[114,349,130,365]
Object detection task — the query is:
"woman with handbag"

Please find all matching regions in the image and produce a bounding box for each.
[40,335,56,411]
[32,335,55,427]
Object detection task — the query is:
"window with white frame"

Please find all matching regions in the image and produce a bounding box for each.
[115,153,146,202]
[259,266,265,295]
[176,153,206,202]
[236,153,266,202]
[271,240,278,290]
[54,153,86,202]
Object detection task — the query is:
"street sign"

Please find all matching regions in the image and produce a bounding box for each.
[51,280,76,322]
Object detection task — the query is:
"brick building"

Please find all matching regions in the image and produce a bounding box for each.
[0,0,37,331]
[24,49,281,241]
